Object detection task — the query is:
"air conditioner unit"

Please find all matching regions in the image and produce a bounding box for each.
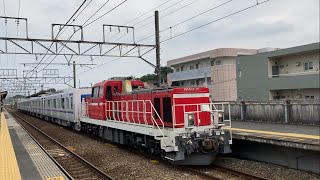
[296,62,301,66]
[295,94,302,99]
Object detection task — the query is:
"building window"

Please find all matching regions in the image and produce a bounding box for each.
[304,62,313,70]
[195,63,199,69]
[215,60,221,65]
[190,65,194,70]
[305,96,315,99]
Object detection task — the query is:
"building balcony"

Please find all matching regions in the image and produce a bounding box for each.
[169,67,211,82]
[267,72,320,90]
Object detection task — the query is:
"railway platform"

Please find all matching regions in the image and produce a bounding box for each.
[0,110,69,180]
[230,120,320,174]
[231,121,320,151]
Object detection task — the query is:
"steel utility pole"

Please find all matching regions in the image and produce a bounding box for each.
[73,61,76,88]
[155,11,161,87]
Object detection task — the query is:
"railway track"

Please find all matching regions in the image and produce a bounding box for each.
[7,109,114,180]
[185,166,267,180]
[9,108,266,180]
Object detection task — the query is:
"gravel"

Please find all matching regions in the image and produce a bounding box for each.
[213,156,319,180]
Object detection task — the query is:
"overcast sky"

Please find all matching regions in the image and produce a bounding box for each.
[0,0,319,94]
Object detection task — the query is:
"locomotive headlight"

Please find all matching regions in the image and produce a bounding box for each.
[188,114,195,126]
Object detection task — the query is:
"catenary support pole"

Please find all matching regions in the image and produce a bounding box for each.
[73,61,76,88]
[155,11,161,87]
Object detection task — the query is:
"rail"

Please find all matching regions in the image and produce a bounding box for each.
[8,108,114,180]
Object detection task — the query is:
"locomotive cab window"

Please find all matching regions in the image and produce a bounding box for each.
[114,86,119,93]
[106,86,112,100]
[93,87,99,98]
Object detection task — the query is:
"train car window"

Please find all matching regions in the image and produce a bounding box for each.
[48,100,51,108]
[162,97,172,123]
[66,98,70,109]
[70,97,73,110]
[61,98,65,109]
[154,98,161,119]
[53,99,56,108]
[99,87,104,97]
[57,99,60,108]
[106,86,112,100]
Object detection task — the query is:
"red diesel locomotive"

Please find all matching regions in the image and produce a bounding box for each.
[80,77,232,165]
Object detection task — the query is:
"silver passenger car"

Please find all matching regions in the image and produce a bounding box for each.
[18,88,91,130]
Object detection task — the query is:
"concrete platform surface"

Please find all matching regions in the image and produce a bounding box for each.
[231,121,320,151]
[0,111,69,180]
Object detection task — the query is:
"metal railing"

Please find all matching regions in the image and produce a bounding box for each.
[172,102,232,142]
[81,100,165,138]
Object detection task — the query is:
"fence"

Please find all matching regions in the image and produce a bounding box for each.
[223,100,320,125]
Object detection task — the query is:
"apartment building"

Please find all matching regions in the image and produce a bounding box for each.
[167,48,257,101]
[237,42,320,101]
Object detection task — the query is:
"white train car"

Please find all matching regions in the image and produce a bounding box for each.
[18,88,91,130]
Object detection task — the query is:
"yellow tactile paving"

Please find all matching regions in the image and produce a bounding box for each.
[230,127,320,140]
[0,112,22,180]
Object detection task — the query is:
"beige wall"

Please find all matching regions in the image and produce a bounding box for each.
[211,64,237,101]
[270,88,320,100]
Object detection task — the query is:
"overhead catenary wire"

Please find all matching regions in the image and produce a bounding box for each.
[55,0,272,87]
[27,0,89,77]
[43,0,130,84]
[136,0,234,43]
[66,0,272,84]
[36,0,128,76]
[108,0,193,42]
[161,0,271,43]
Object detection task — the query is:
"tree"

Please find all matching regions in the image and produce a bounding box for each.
[138,66,173,84]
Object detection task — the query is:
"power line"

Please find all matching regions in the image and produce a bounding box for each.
[82,0,111,26]
[38,0,130,82]
[136,0,233,42]
[109,0,194,42]
[27,0,89,77]
[135,0,201,30]
[83,0,128,28]
[161,0,271,43]
[124,0,174,25]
